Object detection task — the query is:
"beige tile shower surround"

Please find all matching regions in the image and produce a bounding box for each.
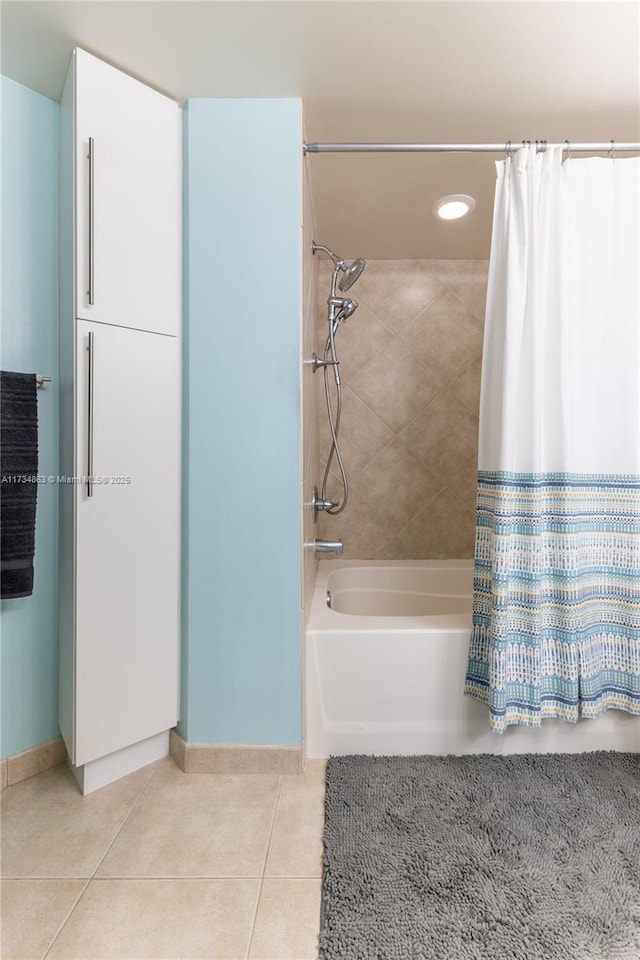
[1,757,326,959]
[317,258,488,559]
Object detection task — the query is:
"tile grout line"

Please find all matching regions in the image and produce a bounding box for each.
[45,874,268,881]
[386,482,449,543]
[40,878,92,960]
[417,259,488,322]
[318,262,485,558]
[332,370,450,475]
[318,474,400,549]
[319,456,447,558]
[335,329,481,458]
[446,350,483,418]
[246,773,283,960]
[320,272,482,417]
[356,277,445,336]
[41,759,163,959]
[320,385,477,552]
[87,760,163,879]
[333,381,397,445]
[341,354,481,533]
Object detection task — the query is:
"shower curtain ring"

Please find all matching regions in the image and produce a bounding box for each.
[505,140,513,159]
[565,140,572,158]
[608,140,616,160]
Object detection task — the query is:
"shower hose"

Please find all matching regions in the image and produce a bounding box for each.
[320,318,348,515]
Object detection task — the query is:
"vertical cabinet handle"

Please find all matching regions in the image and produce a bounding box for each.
[87,331,95,498]
[87,137,95,305]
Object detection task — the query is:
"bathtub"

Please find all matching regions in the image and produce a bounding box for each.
[305,560,639,758]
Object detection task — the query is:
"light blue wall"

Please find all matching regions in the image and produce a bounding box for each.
[182,99,302,745]
[0,76,60,758]
[0,86,303,754]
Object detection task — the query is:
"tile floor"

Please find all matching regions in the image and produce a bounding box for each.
[1,757,326,959]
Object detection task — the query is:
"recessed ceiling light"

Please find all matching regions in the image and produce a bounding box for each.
[431,194,476,221]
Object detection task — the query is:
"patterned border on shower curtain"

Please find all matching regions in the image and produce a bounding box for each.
[464,471,640,733]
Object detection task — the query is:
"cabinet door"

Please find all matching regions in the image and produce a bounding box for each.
[74,319,179,765]
[75,49,181,336]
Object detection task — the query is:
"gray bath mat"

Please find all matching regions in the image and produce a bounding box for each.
[320,753,640,960]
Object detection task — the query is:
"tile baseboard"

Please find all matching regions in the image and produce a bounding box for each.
[169,729,302,774]
[3,733,305,786]
[3,737,67,788]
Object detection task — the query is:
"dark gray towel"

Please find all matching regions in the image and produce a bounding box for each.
[1,371,38,599]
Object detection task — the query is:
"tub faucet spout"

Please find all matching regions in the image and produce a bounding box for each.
[314,539,343,556]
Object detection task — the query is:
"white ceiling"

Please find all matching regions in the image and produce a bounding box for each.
[2,1,639,258]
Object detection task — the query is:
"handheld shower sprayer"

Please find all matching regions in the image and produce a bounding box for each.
[328,296,359,326]
[338,298,358,320]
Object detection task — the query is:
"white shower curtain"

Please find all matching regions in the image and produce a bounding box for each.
[465,144,640,732]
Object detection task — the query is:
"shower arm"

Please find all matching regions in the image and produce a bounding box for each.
[311,242,344,298]
[312,242,346,270]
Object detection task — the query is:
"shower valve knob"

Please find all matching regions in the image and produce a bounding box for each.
[309,353,339,373]
[312,487,336,522]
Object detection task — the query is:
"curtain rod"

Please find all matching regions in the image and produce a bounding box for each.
[303,141,640,154]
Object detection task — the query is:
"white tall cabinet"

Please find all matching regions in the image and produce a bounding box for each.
[59,50,181,794]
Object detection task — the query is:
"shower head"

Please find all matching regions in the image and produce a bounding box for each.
[312,242,367,291]
[338,259,366,292]
[339,298,358,320]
